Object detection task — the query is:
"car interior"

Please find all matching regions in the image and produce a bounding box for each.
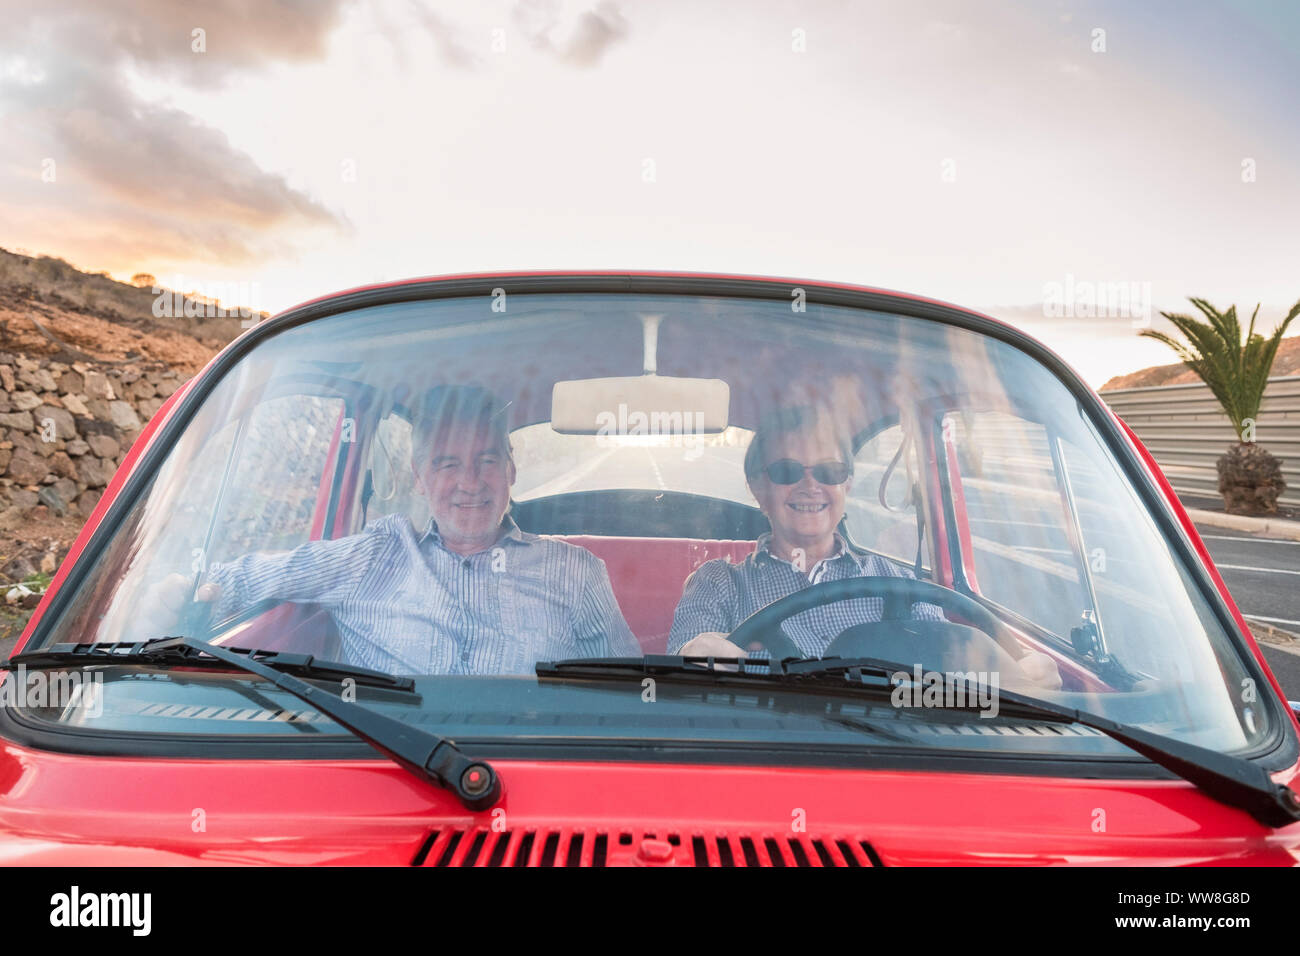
[207,371,1102,692]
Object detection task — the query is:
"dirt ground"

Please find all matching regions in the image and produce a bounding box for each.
[0,495,105,650]
[0,292,234,375]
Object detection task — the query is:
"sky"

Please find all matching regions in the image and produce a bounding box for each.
[1,0,1297,386]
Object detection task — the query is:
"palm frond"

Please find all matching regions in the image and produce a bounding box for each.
[1142,297,1297,439]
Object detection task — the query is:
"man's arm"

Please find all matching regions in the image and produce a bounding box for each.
[205,517,401,620]
[572,553,641,658]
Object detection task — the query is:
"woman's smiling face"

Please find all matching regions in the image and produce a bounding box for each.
[749,419,853,550]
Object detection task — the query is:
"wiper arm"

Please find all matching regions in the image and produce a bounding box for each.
[540,655,1300,828]
[9,637,502,812]
[793,657,1300,828]
[11,640,417,692]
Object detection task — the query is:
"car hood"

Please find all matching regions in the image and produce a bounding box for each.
[2,743,1299,865]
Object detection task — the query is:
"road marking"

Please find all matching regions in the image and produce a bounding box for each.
[1244,614,1300,628]
[514,448,617,499]
[967,515,1125,538]
[644,448,667,490]
[1215,563,1300,576]
[1199,533,1300,546]
[968,517,1064,531]
[969,533,1162,612]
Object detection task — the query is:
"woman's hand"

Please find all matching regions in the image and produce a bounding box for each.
[1016,650,1063,690]
[677,632,748,670]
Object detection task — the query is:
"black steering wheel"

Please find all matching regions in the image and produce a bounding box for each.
[726,576,1025,661]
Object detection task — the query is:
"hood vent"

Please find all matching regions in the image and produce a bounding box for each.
[413,827,879,867]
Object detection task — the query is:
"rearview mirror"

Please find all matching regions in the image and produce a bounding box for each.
[551,375,730,435]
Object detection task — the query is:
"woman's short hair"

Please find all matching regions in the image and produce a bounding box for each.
[743,405,853,481]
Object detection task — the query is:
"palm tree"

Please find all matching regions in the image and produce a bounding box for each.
[1140,297,1299,514]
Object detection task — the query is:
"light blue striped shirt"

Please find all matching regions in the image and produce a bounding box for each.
[669,533,945,657]
[206,513,639,675]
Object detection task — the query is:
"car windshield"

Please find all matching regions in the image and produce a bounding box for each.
[15,290,1272,759]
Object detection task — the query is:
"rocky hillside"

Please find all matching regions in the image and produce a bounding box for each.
[0,248,251,644]
[1,354,185,527]
[0,247,247,370]
[1100,335,1300,390]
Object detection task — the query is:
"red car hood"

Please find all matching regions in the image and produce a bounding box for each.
[2,743,1298,866]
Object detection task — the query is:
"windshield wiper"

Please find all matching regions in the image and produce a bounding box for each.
[11,640,417,691]
[8,637,502,811]
[538,655,1300,828]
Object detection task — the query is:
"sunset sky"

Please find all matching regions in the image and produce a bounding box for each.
[1,0,1297,386]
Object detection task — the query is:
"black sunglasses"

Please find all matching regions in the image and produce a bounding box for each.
[762,459,852,485]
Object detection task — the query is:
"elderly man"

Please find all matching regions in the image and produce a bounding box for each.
[143,386,639,675]
[670,405,1061,689]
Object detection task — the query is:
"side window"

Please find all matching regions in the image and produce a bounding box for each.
[148,417,240,578]
[844,423,926,568]
[942,410,1088,637]
[363,411,428,529]
[206,394,347,565]
[1057,436,1195,678]
[71,396,344,644]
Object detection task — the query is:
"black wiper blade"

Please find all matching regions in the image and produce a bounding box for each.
[540,655,1300,829]
[10,637,501,812]
[10,640,416,692]
[539,654,906,691]
[537,655,912,743]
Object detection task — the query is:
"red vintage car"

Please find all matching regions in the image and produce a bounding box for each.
[2,272,1298,866]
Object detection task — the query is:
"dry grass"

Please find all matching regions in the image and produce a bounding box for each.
[0,247,258,345]
[0,250,156,319]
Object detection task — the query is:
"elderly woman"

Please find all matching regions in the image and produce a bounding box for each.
[669,404,1060,688]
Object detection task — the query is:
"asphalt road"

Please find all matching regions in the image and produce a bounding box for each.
[1194,524,1300,700]
[1195,527,1300,629]
[1258,644,1300,703]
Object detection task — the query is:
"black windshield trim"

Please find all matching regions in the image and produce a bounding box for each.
[0,700,1247,778]
[1,687,1293,777]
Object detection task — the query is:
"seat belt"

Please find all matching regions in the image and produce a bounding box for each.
[360,468,374,530]
[912,481,925,579]
[881,422,925,621]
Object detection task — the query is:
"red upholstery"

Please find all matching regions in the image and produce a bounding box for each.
[220,536,755,659]
[219,603,342,659]
[555,536,756,653]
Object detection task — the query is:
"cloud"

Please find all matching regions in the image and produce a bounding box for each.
[400,0,481,69]
[0,0,350,267]
[513,0,629,67]
[86,0,348,86]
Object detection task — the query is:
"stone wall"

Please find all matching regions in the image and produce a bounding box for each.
[0,352,184,529]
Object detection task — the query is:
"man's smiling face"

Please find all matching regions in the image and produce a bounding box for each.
[749,421,853,551]
[413,421,516,554]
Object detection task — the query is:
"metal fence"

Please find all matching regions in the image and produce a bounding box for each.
[1101,376,1300,508]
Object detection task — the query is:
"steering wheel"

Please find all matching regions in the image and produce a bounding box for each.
[726,576,1025,661]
